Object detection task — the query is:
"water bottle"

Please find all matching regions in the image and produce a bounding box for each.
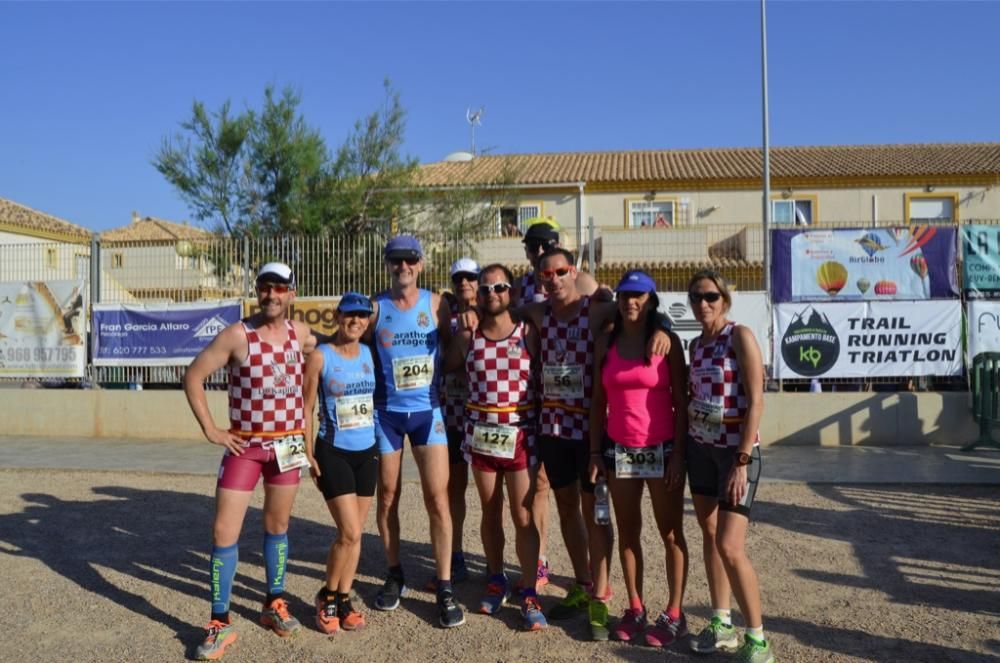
[594,477,610,526]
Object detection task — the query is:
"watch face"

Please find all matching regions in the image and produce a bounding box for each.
[736,452,751,466]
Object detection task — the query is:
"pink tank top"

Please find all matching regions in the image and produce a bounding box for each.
[601,344,674,447]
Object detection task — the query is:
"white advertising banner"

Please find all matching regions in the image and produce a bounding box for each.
[968,300,1000,361]
[0,280,87,378]
[774,300,962,378]
[658,291,771,365]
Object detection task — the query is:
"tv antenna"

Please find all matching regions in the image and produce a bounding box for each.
[466,107,484,156]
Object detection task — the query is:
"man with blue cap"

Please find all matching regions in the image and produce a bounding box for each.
[365,235,465,628]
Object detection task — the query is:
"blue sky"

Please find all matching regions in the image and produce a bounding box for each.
[2,1,998,232]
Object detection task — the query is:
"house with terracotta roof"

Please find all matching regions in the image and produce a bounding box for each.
[414,142,1000,277]
[99,213,236,301]
[0,197,93,283]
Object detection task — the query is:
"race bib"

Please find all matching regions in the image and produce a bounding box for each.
[543,364,584,400]
[689,399,723,440]
[469,422,519,459]
[273,434,309,473]
[445,374,469,400]
[614,444,664,479]
[392,355,434,390]
[335,394,374,430]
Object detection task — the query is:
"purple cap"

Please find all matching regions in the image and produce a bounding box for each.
[615,269,656,294]
[384,235,423,260]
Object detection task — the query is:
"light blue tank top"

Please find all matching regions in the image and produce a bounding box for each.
[317,343,377,451]
[372,289,440,411]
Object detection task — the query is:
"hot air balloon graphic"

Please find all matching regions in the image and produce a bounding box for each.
[857,277,871,294]
[874,280,897,296]
[910,254,928,279]
[816,261,848,296]
[855,232,888,257]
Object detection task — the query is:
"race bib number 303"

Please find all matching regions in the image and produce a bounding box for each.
[274,434,309,473]
[392,355,434,390]
[614,444,664,479]
[335,394,374,430]
[543,364,584,400]
[469,423,519,459]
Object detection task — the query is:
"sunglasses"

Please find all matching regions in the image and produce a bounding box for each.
[689,291,723,303]
[538,266,573,281]
[451,272,478,284]
[257,283,291,294]
[389,256,421,266]
[478,282,512,295]
[340,310,371,319]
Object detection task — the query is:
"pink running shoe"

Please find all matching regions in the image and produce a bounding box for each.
[611,607,648,642]
[644,611,688,647]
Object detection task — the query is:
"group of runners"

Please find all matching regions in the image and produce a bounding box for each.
[182,218,775,663]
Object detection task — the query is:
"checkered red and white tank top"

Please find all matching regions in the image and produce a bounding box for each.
[539,296,593,440]
[441,308,469,431]
[228,320,305,441]
[465,320,536,427]
[516,272,539,307]
[688,322,759,449]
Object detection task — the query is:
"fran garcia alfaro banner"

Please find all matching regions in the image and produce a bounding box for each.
[962,225,1000,299]
[94,300,241,366]
[0,280,86,378]
[968,300,1000,362]
[774,301,962,378]
[771,226,958,303]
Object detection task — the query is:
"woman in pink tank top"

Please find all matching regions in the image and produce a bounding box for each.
[588,270,690,646]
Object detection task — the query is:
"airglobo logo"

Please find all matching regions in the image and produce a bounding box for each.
[781,307,840,377]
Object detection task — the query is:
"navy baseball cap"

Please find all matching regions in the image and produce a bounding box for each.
[338,292,373,315]
[384,235,423,260]
[615,269,657,294]
[522,219,559,245]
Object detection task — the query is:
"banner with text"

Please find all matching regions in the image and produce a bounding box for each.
[962,225,1000,299]
[0,280,86,378]
[968,300,1000,361]
[657,291,771,365]
[774,300,962,378]
[93,300,241,366]
[243,296,341,336]
[771,226,958,303]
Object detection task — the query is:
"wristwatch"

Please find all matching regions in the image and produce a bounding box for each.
[734,451,753,467]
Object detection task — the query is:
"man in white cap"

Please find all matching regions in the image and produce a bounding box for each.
[184,261,320,660]
[366,235,465,628]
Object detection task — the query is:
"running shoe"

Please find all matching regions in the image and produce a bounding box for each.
[736,634,775,663]
[535,558,551,588]
[547,583,590,620]
[259,597,301,637]
[314,591,340,635]
[424,559,469,591]
[437,589,466,628]
[338,599,366,632]
[644,611,688,647]
[690,616,739,654]
[521,595,548,631]
[588,599,609,641]
[195,620,237,660]
[478,575,510,615]
[611,607,648,642]
[375,574,407,611]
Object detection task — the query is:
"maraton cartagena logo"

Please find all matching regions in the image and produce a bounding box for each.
[781,307,840,377]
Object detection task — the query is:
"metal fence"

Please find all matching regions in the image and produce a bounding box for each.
[1,218,995,390]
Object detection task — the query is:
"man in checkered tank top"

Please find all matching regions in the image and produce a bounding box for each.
[184,262,322,660]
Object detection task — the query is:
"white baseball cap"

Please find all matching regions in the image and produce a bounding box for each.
[449,257,481,278]
[256,262,296,287]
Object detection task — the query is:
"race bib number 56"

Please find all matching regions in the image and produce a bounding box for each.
[543,364,584,400]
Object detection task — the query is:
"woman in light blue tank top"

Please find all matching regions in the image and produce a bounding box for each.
[303,292,379,633]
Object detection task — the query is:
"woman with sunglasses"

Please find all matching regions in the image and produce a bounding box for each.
[303,292,380,635]
[686,270,773,663]
[588,270,689,647]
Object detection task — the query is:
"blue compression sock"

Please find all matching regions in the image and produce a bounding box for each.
[209,543,239,616]
[263,532,289,598]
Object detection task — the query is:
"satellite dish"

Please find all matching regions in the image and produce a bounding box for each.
[466,107,485,155]
[444,151,475,162]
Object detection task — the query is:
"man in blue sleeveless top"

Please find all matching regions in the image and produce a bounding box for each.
[367,235,465,628]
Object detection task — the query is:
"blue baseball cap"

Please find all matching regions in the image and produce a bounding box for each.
[384,235,423,260]
[615,269,657,294]
[338,292,373,315]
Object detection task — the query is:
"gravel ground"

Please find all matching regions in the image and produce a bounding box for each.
[0,468,997,662]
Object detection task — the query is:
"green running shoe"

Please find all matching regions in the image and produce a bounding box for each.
[588,599,609,641]
[547,582,590,620]
[736,634,775,663]
[690,616,739,654]
[195,620,237,660]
